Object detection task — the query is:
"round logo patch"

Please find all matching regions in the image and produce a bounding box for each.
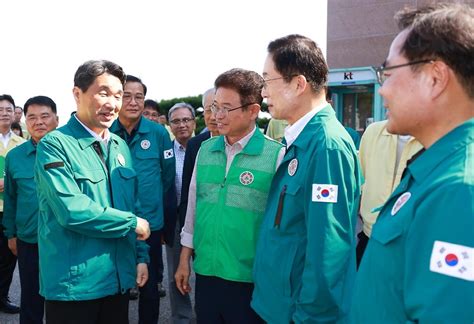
[141,139,151,150]
[391,192,411,216]
[239,171,254,185]
[117,153,125,166]
[288,158,298,176]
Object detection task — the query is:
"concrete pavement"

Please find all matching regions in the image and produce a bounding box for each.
[0,246,196,324]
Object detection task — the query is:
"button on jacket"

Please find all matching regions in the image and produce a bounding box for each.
[35,116,149,301]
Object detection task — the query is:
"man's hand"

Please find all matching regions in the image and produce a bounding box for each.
[0,179,4,193]
[135,217,150,240]
[8,238,17,256]
[175,246,193,295]
[136,263,148,288]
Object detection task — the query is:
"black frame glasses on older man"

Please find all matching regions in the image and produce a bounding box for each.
[210,102,254,117]
[169,117,195,126]
[375,59,435,85]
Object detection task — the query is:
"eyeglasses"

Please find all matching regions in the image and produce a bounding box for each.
[210,102,253,117]
[169,117,195,126]
[375,59,435,85]
[262,75,298,89]
[123,93,145,103]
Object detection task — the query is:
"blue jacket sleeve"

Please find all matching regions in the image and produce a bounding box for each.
[293,147,359,323]
[35,135,138,239]
[160,131,176,194]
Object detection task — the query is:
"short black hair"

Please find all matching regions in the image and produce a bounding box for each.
[144,99,161,114]
[0,94,15,107]
[74,60,126,92]
[214,68,264,107]
[126,75,147,96]
[24,96,57,115]
[395,3,474,98]
[267,34,328,94]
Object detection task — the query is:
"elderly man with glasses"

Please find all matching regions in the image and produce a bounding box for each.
[164,102,195,324]
[175,68,284,324]
[110,75,175,324]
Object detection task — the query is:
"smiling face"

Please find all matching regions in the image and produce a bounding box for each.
[169,107,195,145]
[0,100,14,131]
[73,73,123,135]
[213,87,259,143]
[25,104,58,142]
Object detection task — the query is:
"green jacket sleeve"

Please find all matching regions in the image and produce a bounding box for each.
[293,147,358,323]
[136,239,150,264]
[160,130,175,193]
[2,154,17,239]
[404,185,474,323]
[35,135,138,239]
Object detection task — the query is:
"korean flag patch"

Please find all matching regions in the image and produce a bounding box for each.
[430,240,474,281]
[312,184,338,203]
[164,149,174,159]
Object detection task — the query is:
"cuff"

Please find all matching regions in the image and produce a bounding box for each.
[180,230,194,249]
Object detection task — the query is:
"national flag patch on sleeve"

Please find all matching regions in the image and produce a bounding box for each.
[164,149,174,159]
[312,184,338,203]
[430,240,474,281]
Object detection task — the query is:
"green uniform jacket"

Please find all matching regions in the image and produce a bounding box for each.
[352,119,474,323]
[252,106,362,324]
[110,117,175,231]
[193,129,283,282]
[35,116,149,301]
[3,140,39,243]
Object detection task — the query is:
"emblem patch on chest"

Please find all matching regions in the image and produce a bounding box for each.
[141,139,151,150]
[288,158,298,176]
[239,171,254,185]
[430,240,474,281]
[391,192,411,215]
[117,153,125,166]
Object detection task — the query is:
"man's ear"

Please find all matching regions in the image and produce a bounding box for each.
[429,61,450,99]
[295,75,309,95]
[72,87,81,105]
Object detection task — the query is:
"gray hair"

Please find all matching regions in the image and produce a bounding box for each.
[168,102,195,120]
[202,88,215,107]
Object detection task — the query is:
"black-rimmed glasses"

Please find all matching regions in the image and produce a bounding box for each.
[375,59,435,85]
[169,117,195,126]
[262,75,298,89]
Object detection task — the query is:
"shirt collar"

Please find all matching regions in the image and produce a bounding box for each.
[0,130,12,140]
[284,102,327,147]
[408,118,473,183]
[174,139,186,152]
[74,114,110,145]
[224,126,257,150]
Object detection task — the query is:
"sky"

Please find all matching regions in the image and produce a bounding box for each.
[1,0,327,125]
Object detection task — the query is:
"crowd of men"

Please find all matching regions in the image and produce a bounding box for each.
[0,3,472,324]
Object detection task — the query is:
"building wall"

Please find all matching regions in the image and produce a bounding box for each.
[327,0,474,69]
